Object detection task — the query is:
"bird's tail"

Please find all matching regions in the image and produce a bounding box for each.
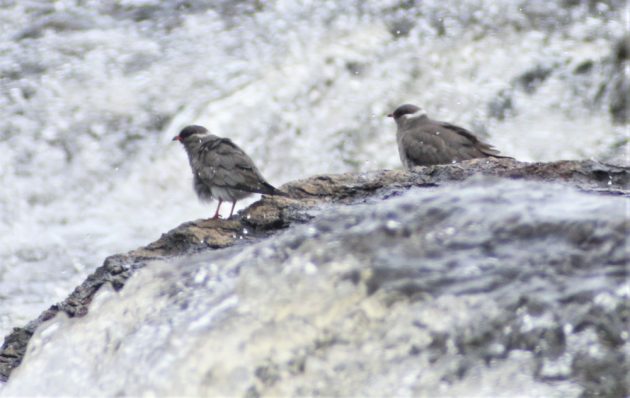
[261,182,291,197]
[492,154,516,160]
[479,142,514,160]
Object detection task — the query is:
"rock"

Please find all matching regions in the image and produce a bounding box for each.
[609,35,629,125]
[0,159,628,396]
[516,65,554,94]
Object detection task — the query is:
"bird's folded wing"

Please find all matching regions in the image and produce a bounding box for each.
[198,138,272,193]
[437,122,479,143]
[402,132,452,165]
[437,122,505,158]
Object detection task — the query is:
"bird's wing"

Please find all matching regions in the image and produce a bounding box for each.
[437,122,506,158]
[401,129,454,165]
[197,137,279,195]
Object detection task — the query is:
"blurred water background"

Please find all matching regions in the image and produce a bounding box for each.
[0,0,627,340]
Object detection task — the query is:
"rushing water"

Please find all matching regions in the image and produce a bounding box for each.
[2,177,627,396]
[0,0,626,342]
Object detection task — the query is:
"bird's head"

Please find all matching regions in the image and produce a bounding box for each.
[387,104,427,124]
[172,125,208,144]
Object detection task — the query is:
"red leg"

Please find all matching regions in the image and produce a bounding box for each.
[229,200,237,218]
[212,199,223,219]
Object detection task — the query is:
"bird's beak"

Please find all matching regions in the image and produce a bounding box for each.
[172,135,181,142]
[387,113,393,118]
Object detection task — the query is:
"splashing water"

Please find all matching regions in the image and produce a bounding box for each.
[0,0,626,338]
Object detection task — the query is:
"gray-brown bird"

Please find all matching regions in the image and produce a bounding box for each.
[388,104,509,169]
[173,125,287,219]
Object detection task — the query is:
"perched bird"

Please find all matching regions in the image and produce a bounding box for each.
[388,104,509,169]
[173,125,287,219]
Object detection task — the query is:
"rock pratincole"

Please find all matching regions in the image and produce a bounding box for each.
[388,104,509,169]
[173,125,287,219]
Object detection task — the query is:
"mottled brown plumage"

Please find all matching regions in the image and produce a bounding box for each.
[173,125,287,218]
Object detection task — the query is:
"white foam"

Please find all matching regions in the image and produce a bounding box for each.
[0,0,625,338]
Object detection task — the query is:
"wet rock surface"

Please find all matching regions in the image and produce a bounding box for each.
[0,159,628,396]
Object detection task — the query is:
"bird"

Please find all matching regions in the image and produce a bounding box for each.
[173,125,288,219]
[387,104,509,169]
